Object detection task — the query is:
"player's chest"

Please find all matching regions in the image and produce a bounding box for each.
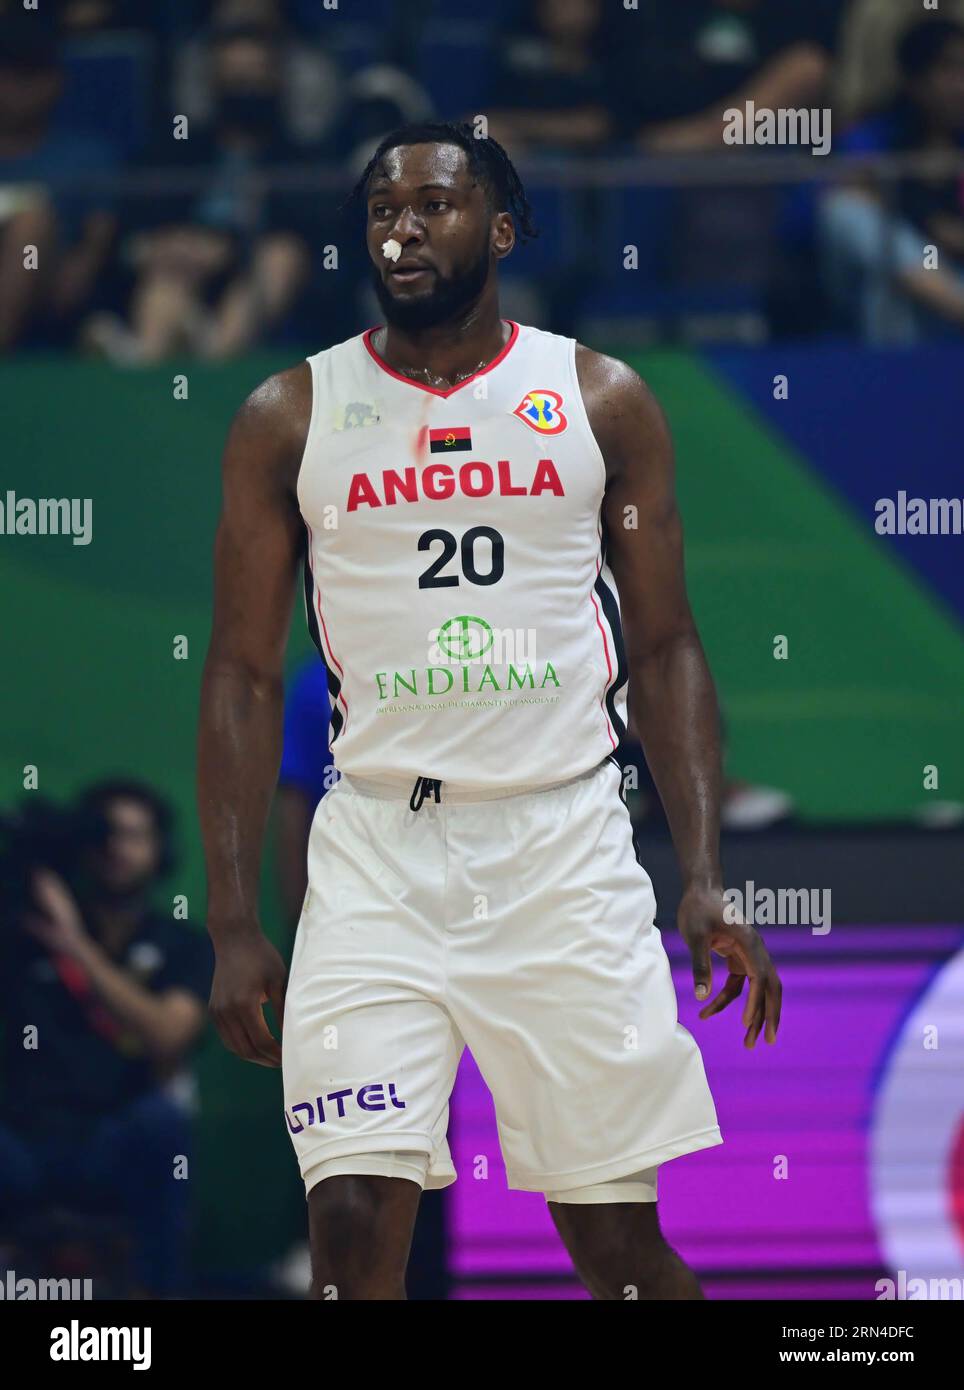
[300,392,602,530]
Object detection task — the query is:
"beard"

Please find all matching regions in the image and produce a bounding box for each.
[371,239,491,332]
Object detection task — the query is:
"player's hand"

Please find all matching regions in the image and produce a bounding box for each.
[208,925,288,1068]
[677,885,782,1048]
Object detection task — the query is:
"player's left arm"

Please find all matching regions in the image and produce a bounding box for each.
[578,347,781,1047]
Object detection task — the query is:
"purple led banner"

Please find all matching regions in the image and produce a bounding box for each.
[449,925,964,1299]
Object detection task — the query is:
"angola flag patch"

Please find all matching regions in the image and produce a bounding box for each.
[429,426,472,453]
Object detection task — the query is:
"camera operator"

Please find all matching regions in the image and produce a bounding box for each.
[0,780,213,1297]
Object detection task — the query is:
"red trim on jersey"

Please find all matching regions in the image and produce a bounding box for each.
[590,548,618,752]
[363,321,520,398]
[429,426,471,443]
[305,522,349,733]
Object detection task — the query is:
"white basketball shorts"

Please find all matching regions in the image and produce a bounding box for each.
[282,756,723,1199]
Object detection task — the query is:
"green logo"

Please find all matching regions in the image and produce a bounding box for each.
[373,612,562,706]
[437,615,493,663]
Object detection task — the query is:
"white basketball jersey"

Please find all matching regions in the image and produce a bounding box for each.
[297,320,628,793]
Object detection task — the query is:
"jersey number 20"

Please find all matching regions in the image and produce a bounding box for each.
[417,527,505,589]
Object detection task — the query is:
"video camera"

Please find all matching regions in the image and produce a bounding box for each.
[0,798,109,921]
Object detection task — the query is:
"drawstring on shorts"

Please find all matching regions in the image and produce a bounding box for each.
[409,776,442,813]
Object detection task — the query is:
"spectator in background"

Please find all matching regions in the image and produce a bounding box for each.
[834,0,964,126]
[612,0,840,152]
[172,0,345,152]
[0,21,119,353]
[84,22,312,362]
[0,781,213,1297]
[484,0,614,153]
[820,18,964,342]
[56,0,165,33]
[335,64,435,179]
[275,659,334,933]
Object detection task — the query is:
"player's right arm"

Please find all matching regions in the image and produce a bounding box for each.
[197,364,311,1067]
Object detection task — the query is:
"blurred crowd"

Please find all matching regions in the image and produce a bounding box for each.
[1,0,963,355]
[0,783,212,1297]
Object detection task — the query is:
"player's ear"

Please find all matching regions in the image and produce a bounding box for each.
[492,211,514,259]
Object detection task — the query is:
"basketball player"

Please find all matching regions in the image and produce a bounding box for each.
[198,122,782,1301]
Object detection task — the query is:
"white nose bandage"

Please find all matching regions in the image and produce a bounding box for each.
[381,238,403,262]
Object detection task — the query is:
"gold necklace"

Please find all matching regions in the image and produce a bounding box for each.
[373,326,501,389]
[398,358,489,389]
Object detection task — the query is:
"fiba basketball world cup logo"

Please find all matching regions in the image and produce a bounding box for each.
[436,615,494,664]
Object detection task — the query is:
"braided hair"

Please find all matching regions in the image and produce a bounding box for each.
[341,120,540,245]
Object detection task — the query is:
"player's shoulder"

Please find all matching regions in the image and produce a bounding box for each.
[237,330,363,417]
[232,331,373,471]
[238,360,312,431]
[574,341,648,401]
[227,358,318,482]
[573,343,667,441]
[221,363,313,498]
[514,321,640,392]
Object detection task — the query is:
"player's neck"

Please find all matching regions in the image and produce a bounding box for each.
[375,305,509,390]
